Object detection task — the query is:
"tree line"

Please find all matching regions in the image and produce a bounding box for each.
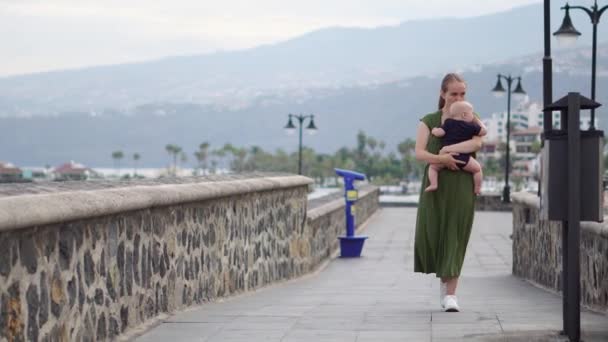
[111,131,525,185]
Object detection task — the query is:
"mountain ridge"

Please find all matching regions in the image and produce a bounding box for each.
[1,3,607,117]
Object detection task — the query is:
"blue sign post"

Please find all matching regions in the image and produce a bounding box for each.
[335,168,368,257]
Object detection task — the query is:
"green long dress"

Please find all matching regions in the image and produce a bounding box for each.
[414,111,476,278]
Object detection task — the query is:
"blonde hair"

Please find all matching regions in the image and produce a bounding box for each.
[449,101,473,116]
[438,73,466,110]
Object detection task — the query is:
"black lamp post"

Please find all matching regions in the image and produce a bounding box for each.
[543,0,554,136]
[284,114,317,175]
[492,74,527,203]
[554,0,608,130]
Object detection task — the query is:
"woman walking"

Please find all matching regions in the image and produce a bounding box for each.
[414,73,483,312]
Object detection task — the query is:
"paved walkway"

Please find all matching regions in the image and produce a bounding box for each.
[133,208,608,341]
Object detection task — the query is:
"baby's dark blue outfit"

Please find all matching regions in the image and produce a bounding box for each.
[440,119,481,169]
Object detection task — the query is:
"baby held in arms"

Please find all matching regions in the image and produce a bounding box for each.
[425,101,487,195]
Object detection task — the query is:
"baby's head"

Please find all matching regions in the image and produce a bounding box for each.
[449,101,475,122]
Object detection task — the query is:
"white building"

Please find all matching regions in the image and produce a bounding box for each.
[512,127,542,159]
[482,101,544,143]
[479,99,600,185]
[482,100,599,142]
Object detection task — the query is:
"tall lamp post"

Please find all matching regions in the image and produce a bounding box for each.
[284,114,317,175]
[543,0,554,135]
[554,0,608,130]
[492,74,527,203]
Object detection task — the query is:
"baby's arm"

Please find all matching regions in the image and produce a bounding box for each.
[431,127,446,137]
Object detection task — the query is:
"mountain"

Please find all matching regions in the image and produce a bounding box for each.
[1,3,608,167]
[2,43,607,168]
[0,3,606,117]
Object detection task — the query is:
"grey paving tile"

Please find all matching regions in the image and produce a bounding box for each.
[358,321,431,331]
[364,314,430,324]
[357,330,431,341]
[281,329,357,342]
[305,306,369,317]
[166,313,238,323]
[205,329,285,342]
[292,316,365,330]
[366,307,431,317]
[223,315,297,331]
[431,312,498,324]
[251,305,316,316]
[431,321,503,339]
[135,322,223,341]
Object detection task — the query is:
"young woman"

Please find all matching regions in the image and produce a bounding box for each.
[414,73,483,312]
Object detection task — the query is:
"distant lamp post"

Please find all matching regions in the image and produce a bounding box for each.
[492,74,527,203]
[284,113,317,175]
[554,1,608,130]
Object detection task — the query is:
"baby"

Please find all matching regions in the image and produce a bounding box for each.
[425,101,487,195]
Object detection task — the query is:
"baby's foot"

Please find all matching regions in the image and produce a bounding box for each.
[425,184,438,192]
[474,187,481,196]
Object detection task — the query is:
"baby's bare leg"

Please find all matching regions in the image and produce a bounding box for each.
[462,157,483,195]
[425,164,444,192]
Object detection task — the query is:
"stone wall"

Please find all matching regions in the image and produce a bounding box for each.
[0,175,379,341]
[474,194,513,211]
[511,192,608,313]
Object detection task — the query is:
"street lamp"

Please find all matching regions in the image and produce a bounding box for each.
[492,74,527,203]
[284,113,317,175]
[554,0,608,130]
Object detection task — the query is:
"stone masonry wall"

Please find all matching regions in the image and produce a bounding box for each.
[0,176,379,341]
[474,194,513,212]
[511,192,608,313]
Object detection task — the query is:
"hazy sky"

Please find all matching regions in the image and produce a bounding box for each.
[1,0,545,76]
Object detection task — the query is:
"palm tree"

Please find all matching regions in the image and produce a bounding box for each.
[219,143,236,172]
[111,150,124,176]
[397,138,417,181]
[229,147,247,173]
[367,137,378,151]
[165,144,182,176]
[356,131,367,165]
[211,148,226,173]
[132,153,140,177]
[179,151,188,172]
[194,142,210,175]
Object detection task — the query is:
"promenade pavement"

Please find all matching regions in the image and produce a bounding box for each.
[132,208,608,341]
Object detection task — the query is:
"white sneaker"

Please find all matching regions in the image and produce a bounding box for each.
[439,281,447,308]
[443,295,460,312]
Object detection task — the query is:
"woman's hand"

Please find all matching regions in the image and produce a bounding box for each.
[439,146,452,154]
[438,151,464,170]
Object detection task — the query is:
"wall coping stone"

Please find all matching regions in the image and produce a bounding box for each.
[511,191,608,238]
[0,175,312,232]
[511,192,540,209]
[307,186,377,221]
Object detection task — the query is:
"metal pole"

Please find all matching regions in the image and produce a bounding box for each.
[590,21,598,129]
[562,220,570,336]
[566,92,581,342]
[542,0,553,197]
[543,0,553,134]
[345,178,355,237]
[298,116,303,175]
[559,105,570,337]
[504,77,512,203]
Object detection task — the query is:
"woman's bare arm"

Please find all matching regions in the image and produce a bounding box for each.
[439,135,483,154]
[473,117,488,136]
[415,122,463,170]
